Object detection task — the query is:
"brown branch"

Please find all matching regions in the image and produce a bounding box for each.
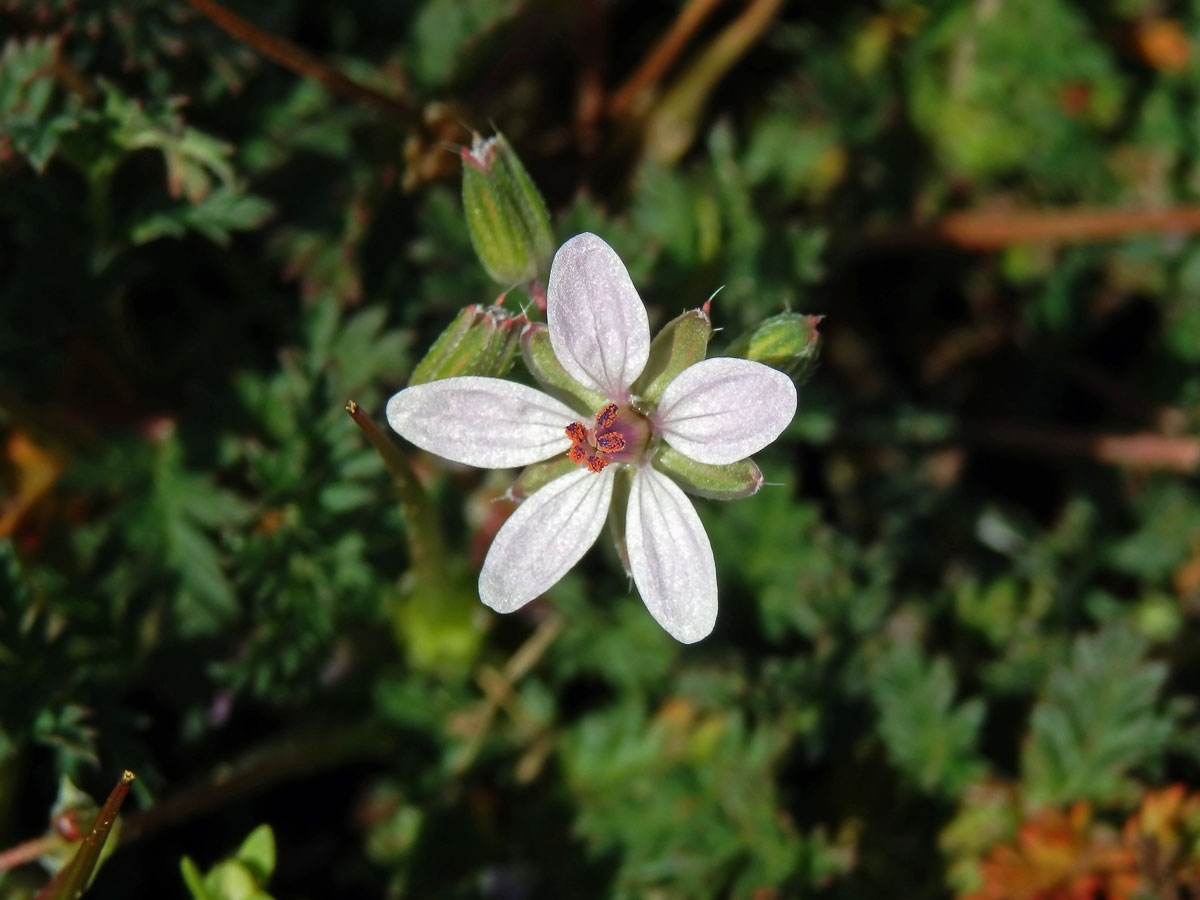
[969,424,1200,472]
[607,0,727,119]
[450,614,564,775]
[118,725,395,843]
[574,0,609,154]
[870,206,1200,250]
[0,836,58,874]
[640,0,786,164]
[180,0,415,122]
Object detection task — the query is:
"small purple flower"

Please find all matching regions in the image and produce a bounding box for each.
[387,233,796,643]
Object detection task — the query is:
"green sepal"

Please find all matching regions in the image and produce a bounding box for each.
[726,312,822,384]
[520,322,608,414]
[408,304,523,386]
[630,306,712,408]
[510,455,577,501]
[607,467,634,576]
[461,133,554,286]
[652,445,764,500]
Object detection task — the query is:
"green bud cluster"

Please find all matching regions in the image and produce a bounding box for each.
[726,312,823,384]
[408,304,524,386]
[461,133,555,287]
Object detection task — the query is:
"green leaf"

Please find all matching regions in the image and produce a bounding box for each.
[871,644,986,798]
[129,188,274,247]
[179,826,278,900]
[1021,627,1176,806]
[233,826,275,885]
[180,858,214,900]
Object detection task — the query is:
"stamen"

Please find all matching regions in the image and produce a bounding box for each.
[567,444,587,464]
[565,422,588,443]
[585,455,608,473]
[594,403,618,430]
[595,432,627,454]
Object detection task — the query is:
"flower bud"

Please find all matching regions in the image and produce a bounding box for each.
[408,304,523,386]
[461,133,555,287]
[726,312,823,384]
[631,305,712,407]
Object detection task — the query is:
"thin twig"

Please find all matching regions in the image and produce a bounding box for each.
[451,614,564,774]
[869,207,1200,249]
[968,424,1200,472]
[346,401,446,582]
[181,0,415,122]
[640,0,787,164]
[573,0,608,153]
[607,0,728,118]
[119,726,395,843]
[0,836,58,874]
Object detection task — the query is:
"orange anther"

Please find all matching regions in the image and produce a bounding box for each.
[595,404,618,430]
[565,422,588,443]
[585,455,608,472]
[567,444,587,464]
[596,432,626,454]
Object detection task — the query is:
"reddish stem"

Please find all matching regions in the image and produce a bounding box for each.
[181,0,414,121]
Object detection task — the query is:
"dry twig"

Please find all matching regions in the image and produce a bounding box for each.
[181,0,415,122]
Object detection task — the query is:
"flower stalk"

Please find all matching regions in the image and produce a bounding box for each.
[33,770,134,900]
[345,401,445,584]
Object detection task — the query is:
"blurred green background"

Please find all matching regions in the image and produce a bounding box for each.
[3,0,1200,897]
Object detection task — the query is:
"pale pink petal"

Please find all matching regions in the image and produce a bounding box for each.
[387,377,575,468]
[626,467,717,644]
[479,467,614,612]
[547,233,650,402]
[655,358,797,465]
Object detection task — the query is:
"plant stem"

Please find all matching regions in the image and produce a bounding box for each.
[119,727,396,843]
[640,0,786,164]
[869,206,1200,249]
[967,424,1200,472]
[33,771,134,900]
[181,0,416,122]
[607,0,728,118]
[0,836,58,874]
[345,401,446,584]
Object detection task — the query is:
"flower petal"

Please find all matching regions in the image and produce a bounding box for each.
[387,377,575,468]
[479,467,614,612]
[655,358,797,465]
[547,232,650,401]
[626,467,717,644]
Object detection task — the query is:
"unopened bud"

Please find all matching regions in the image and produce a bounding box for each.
[461,133,555,287]
[631,305,712,407]
[409,305,523,386]
[726,312,822,384]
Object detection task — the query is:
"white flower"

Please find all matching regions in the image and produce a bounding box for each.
[387,233,796,643]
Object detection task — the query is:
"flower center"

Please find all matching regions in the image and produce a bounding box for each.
[564,403,652,472]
